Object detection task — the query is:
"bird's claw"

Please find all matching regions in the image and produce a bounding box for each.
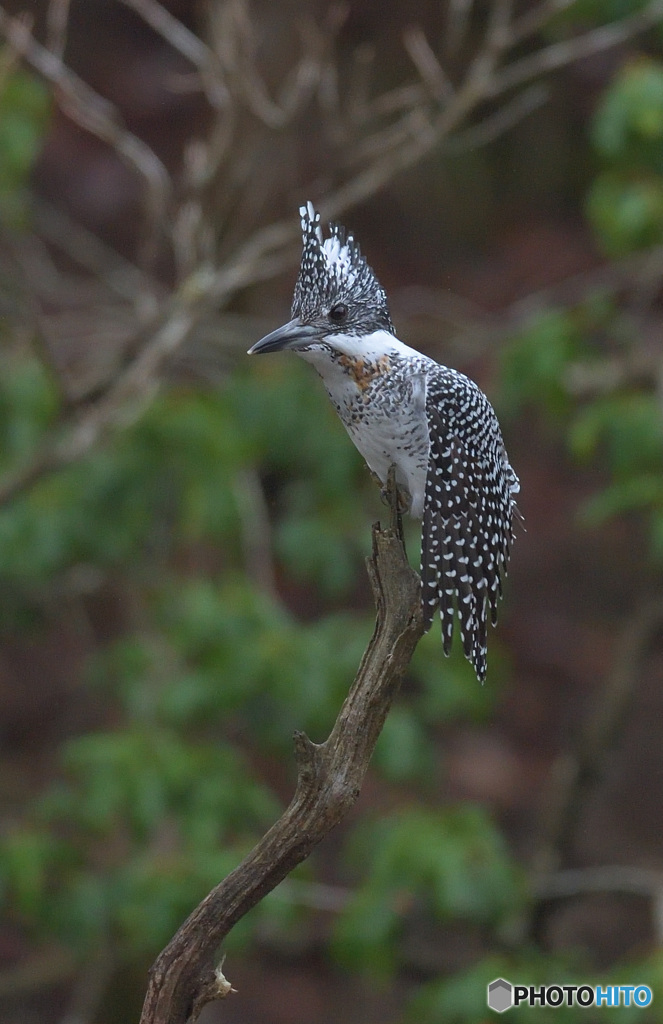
[381,465,408,543]
[379,468,409,512]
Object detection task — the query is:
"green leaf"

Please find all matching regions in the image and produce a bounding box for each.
[580,474,663,526]
[334,806,525,973]
[592,58,663,161]
[587,172,663,255]
[373,705,435,783]
[569,393,663,475]
[499,310,580,420]
[410,626,500,722]
[0,828,65,916]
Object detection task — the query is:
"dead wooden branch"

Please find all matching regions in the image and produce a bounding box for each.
[139,515,425,1024]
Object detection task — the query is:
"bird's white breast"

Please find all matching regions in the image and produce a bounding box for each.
[297,330,432,517]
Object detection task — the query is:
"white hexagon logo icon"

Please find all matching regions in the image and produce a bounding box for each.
[487,977,513,1013]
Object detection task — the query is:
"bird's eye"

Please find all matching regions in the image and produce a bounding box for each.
[329,303,348,323]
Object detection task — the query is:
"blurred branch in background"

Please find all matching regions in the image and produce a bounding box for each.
[0,0,661,506]
[534,866,663,944]
[395,237,663,374]
[0,6,171,283]
[531,598,663,882]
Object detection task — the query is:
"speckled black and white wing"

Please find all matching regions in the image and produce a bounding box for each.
[421,370,520,683]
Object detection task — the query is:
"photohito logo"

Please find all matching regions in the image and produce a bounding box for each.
[487,978,653,1013]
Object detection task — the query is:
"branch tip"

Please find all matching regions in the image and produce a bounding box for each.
[213,957,237,997]
[293,730,321,777]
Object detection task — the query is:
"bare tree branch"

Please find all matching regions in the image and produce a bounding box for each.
[536,866,663,944]
[34,200,165,305]
[444,82,548,153]
[445,0,474,57]
[205,0,340,129]
[0,9,171,213]
[510,0,577,47]
[46,0,71,60]
[139,514,425,1024]
[232,467,279,600]
[394,237,663,373]
[491,0,663,97]
[117,0,229,107]
[1,0,662,510]
[404,25,454,103]
[0,5,171,275]
[486,0,514,54]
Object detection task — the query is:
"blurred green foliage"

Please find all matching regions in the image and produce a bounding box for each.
[333,805,525,976]
[501,55,663,569]
[588,58,663,254]
[558,0,655,24]
[410,952,663,1023]
[499,308,587,421]
[0,350,504,979]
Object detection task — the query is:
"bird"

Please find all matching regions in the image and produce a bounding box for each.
[248,201,520,683]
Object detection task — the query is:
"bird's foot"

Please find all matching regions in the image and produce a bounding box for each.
[382,466,408,545]
[375,470,410,514]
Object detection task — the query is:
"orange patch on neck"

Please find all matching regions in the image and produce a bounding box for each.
[338,353,391,391]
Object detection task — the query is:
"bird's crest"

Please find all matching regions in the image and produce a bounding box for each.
[292,201,393,334]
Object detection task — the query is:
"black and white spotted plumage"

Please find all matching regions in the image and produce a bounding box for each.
[421,375,518,682]
[249,202,520,683]
[293,205,393,335]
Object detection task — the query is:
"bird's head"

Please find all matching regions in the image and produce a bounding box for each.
[248,201,394,358]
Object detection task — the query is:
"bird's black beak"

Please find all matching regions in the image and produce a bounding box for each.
[247,318,318,355]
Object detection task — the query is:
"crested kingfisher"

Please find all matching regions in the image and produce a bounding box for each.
[249,202,520,683]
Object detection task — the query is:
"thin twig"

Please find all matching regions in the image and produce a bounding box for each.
[34,201,165,306]
[404,25,454,102]
[486,0,514,54]
[208,0,333,129]
[536,865,663,901]
[444,83,548,153]
[232,468,279,600]
[0,8,170,211]
[446,0,474,57]
[536,866,663,944]
[116,0,229,107]
[490,0,663,96]
[0,223,304,507]
[46,0,71,60]
[510,0,578,47]
[0,6,171,273]
[326,0,663,224]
